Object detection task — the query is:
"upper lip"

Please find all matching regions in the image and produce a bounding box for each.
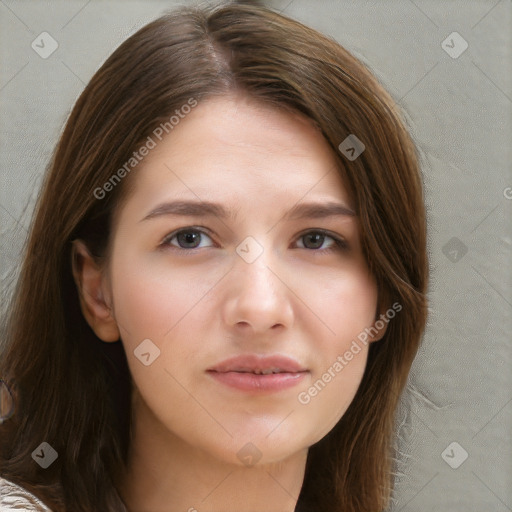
[207,354,307,374]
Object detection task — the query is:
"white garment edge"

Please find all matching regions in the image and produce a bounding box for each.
[0,477,52,511]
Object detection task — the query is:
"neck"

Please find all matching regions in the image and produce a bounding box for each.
[116,393,308,512]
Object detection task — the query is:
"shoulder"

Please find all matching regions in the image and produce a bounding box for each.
[0,477,52,511]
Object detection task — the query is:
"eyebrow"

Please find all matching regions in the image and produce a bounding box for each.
[140,199,356,222]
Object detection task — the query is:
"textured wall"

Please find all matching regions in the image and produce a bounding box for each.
[1,0,511,510]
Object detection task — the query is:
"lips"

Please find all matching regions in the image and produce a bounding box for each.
[206,354,309,392]
[207,354,307,374]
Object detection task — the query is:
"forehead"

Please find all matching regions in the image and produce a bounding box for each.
[116,94,352,220]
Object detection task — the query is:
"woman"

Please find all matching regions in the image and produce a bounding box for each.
[0,1,428,511]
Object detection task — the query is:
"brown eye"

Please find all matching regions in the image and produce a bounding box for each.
[296,230,348,253]
[162,228,214,250]
[302,232,325,249]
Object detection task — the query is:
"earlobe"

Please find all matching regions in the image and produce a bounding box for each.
[368,306,391,343]
[368,320,388,343]
[71,239,120,342]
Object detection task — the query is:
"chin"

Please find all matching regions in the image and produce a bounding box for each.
[189,428,301,468]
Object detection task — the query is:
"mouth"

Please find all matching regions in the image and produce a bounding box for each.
[206,354,309,392]
[217,367,300,375]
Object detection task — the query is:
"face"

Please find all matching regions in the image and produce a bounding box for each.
[79,94,386,467]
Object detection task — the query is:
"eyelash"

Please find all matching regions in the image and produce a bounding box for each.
[159,227,348,254]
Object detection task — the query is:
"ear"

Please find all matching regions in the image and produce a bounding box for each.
[368,304,391,343]
[71,239,120,342]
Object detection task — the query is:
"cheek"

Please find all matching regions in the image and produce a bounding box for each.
[306,262,378,345]
[293,266,377,439]
[108,258,213,432]
[109,253,218,342]
[108,255,219,401]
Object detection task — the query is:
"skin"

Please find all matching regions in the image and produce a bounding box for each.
[73,94,387,512]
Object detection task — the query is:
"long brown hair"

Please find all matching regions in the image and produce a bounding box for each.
[0,2,428,511]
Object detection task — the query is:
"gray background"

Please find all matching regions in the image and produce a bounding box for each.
[1,0,511,510]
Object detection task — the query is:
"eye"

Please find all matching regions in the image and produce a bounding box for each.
[160,227,348,254]
[295,229,348,253]
[161,227,214,250]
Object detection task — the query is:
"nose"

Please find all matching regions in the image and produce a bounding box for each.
[222,251,294,336]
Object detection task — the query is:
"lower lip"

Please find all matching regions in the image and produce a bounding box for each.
[207,370,308,392]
